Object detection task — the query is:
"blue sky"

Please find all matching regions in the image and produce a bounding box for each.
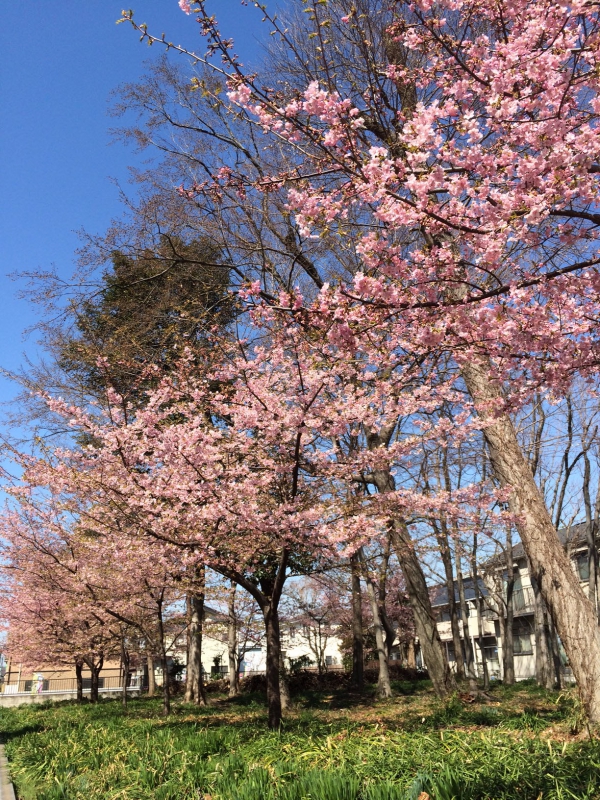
[0,1,266,407]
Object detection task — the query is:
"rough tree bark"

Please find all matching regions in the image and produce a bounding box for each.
[84,656,103,704]
[407,638,417,669]
[462,357,600,720]
[263,600,284,727]
[147,652,155,698]
[390,519,455,697]
[360,548,393,698]
[185,591,207,706]
[350,553,365,689]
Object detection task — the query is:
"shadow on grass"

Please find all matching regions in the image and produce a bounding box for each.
[0,724,44,744]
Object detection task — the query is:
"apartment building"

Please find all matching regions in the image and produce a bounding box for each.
[430,522,593,682]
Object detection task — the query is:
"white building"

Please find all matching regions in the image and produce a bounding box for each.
[431,522,592,683]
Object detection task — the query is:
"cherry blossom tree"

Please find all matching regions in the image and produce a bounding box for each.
[122,0,600,719]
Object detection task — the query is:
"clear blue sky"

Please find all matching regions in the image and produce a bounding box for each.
[0,1,266,407]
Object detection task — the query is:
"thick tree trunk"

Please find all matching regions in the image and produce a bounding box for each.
[351,554,365,689]
[390,520,455,697]
[360,549,393,698]
[86,658,103,704]
[75,659,84,703]
[228,582,240,698]
[407,639,417,669]
[502,592,515,686]
[185,593,207,705]
[263,602,283,729]
[147,652,155,698]
[461,357,600,721]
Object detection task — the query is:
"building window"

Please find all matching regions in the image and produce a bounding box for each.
[481,637,499,662]
[289,626,296,640]
[576,553,590,582]
[513,633,533,655]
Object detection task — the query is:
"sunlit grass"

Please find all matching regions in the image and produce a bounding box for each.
[2,682,599,799]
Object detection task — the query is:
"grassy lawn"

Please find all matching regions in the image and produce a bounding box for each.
[1,680,600,799]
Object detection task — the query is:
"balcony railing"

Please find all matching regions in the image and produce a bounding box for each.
[512,586,535,614]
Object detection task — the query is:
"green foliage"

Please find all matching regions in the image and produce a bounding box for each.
[2,687,600,800]
[60,236,235,404]
[289,654,315,673]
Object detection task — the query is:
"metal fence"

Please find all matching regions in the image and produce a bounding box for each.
[1,674,142,695]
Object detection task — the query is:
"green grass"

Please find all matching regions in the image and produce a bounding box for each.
[1,683,600,799]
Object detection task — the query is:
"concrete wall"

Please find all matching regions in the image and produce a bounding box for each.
[0,688,141,708]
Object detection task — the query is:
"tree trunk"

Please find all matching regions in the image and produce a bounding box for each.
[435,518,465,680]
[457,567,478,692]
[75,659,84,703]
[531,569,553,688]
[263,602,283,729]
[90,668,99,704]
[350,553,365,689]
[547,613,563,690]
[365,436,454,698]
[461,357,600,721]
[503,536,516,686]
[156,597,171,716]
[147,652,155,698]
[582,452,599,616]
[121,638,130,708]
[474,598,490,690]
[86,658,103,704]
[360,549,393,698]
[228,582,240,698]
[279,650,291,711]
[390,519,455,697]
[471,541,490,690]
[407,638,417,669]
[185,592,207,705]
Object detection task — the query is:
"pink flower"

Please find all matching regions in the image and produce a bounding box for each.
[179,0,192,14]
